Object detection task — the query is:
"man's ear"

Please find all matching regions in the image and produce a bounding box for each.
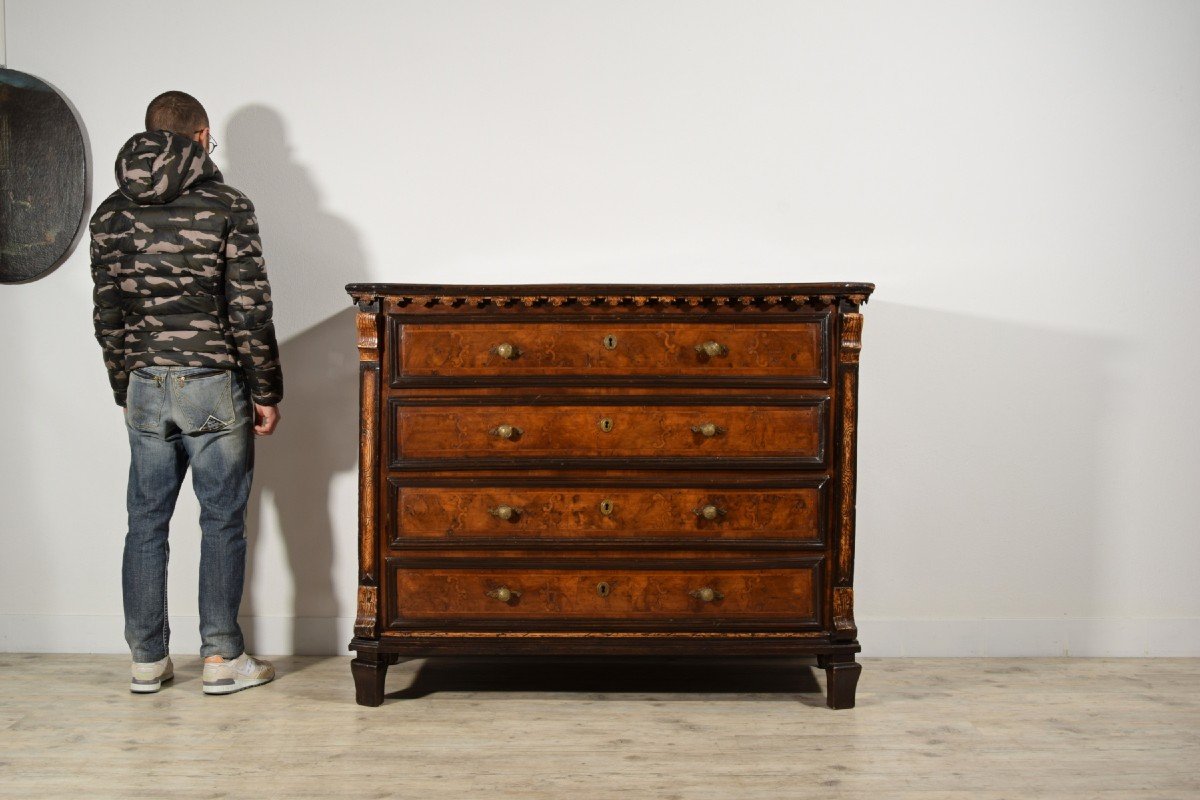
[193,127,209,150]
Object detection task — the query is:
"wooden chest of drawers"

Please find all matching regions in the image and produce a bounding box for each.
[345,283,872,708]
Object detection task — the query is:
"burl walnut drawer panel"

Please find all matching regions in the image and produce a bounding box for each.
[393,319,830,386]
[386,480,827,548]
[388,397,828,469]
[384,557,822,631]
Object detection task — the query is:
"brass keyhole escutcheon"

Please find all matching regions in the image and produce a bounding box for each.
[598,417,614,433]
[596,581,611,597]
[599,499,614,516]
[602,334,618,350]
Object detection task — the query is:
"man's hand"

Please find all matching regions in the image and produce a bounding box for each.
[253,403,281,437]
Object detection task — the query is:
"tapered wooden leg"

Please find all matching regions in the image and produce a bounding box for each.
[351,653,388,707]
[824,657,861,710]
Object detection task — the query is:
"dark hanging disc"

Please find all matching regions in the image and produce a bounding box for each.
[0,68,89,284]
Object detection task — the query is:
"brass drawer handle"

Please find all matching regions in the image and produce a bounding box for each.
[491,342,520,360]
[692,504,727,520]
[690,422,726,438]
[488,505,522,521]
[694,340,728,357]
[486,586,522,603]
[489,424,523,439]
[689,587,724,602]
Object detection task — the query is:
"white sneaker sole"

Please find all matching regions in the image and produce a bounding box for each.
[130,673,173,693]
[202,675,274,695]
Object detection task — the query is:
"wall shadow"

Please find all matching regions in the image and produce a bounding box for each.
[222,105,365,662]
[246,307,359,659]
[855,300,1122,646]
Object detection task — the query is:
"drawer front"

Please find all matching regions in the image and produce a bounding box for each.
[390,398,827,468]
[385,557,822,630]
[393,319,830,386]
[387,481,826,547]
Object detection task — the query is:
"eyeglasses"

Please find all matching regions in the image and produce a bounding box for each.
[193,129,218,155]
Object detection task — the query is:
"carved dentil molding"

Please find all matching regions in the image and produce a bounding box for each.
[349,292,871,310]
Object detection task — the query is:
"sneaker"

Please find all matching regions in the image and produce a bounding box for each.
[130,656,174,693]
[202,653,275,695]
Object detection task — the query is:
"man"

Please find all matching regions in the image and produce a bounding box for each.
[90,91,282,695]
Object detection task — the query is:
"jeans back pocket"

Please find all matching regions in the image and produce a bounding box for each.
[127,370,166,433]
[175,370,236,434]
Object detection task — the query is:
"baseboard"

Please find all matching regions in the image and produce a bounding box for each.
[0,614,356,656]
[857,618,1200,657]
[1,615,1197,656]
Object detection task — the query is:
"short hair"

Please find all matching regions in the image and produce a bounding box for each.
[145,91,209,135]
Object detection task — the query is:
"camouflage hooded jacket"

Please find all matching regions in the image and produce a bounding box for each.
[90,130,283,406]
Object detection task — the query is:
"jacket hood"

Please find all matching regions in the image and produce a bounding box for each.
[114,130,221,205]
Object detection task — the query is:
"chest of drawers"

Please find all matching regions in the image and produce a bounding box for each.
[345,283,872,708]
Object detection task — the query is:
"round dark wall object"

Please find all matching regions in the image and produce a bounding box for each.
[0,68,89,284]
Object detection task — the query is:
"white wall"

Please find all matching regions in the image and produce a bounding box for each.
[1,0,1196,656]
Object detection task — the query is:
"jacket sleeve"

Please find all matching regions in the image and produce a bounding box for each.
[224,196,283,405]
[90,215,129,407]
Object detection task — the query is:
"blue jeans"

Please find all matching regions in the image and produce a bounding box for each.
[123,366,254,662]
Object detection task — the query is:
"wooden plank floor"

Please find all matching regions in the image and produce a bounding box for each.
[0,655,1196,799]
